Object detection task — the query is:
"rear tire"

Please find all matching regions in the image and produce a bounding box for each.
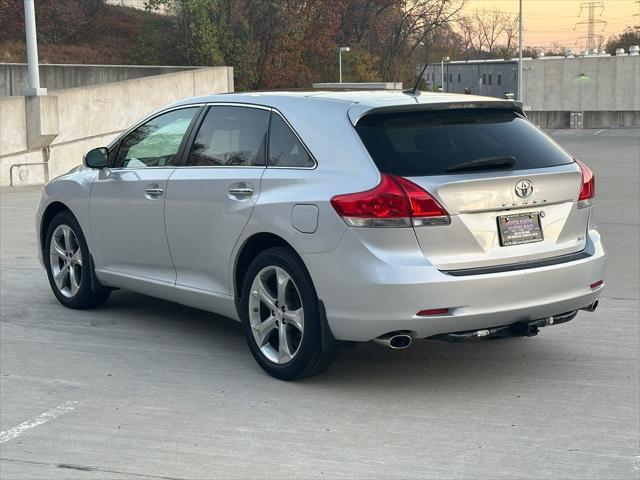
[44,211,110,309]
[239,247,336,380]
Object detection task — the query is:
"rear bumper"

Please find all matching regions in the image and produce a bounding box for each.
[303,228,606,342]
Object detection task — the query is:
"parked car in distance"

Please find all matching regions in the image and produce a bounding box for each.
[36,91,606,380]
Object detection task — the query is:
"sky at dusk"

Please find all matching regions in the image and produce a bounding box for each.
[461,0,637,48]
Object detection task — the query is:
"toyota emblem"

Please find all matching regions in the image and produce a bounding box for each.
[515,180,534,198]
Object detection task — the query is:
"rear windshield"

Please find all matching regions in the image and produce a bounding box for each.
[355,109,574,176]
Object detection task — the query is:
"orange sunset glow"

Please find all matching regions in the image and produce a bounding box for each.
[461,0,637,48]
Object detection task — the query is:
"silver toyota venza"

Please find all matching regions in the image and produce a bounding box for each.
[36,91,606,380]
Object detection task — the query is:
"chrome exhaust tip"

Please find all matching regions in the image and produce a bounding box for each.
[373,332,413,349]
[581,300,599,312]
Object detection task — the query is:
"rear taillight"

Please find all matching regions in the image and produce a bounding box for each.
[330,174,450,228]
[576,159,595,207]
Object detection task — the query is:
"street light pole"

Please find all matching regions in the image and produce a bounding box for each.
[441,57,449,93]
[23,0,46,96]
[338,47,350,83]
[518,0,523,103]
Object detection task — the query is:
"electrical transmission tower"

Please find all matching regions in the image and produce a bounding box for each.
[574,2,607,52]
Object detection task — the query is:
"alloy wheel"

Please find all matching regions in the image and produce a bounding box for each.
[248,266,304,364]
[49,224,83,298]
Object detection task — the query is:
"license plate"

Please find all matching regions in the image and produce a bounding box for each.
[497,212,543,246]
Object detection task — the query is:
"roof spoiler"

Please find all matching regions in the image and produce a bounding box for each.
[348,100,525,125]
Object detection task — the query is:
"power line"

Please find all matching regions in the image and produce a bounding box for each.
[574,2,607,51]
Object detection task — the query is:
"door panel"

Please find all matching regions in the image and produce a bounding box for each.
[165,105,270,295]
[90,106,200,284]
[91,168,176,283]
[165,168,264,293]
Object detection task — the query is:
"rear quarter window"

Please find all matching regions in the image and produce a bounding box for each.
[355,109,573,176]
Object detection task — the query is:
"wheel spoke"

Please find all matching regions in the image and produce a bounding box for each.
[62,226,73,254]
[283,308,303,333]
[54,264,69,290]
[69,266,81,296]
[252,315,277,347]
[252,278,277,311]
[278,324,293,363]
[70,248,83,267]
[275,268,289,307]
[51,237,67,260]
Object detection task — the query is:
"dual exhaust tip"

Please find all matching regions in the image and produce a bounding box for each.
[373,332,413,349]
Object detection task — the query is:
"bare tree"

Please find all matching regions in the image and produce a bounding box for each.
[475,9,505,56]
[501,12,519,57]
[455,8,521,59]
[456,16,475,59]
[377,0,465,81]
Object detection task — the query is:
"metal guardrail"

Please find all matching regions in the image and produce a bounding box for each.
[9,161,47,186]
[9,145,50,186]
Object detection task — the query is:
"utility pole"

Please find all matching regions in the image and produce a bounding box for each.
[23,0,46,96]
[574,2,606,53]
[518,0,523,103]
[634,0,640,29]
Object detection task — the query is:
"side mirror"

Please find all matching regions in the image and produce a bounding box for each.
[84,147,108,169]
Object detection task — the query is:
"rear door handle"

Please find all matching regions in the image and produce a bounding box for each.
[228,186,254,199]
[144,187,164,198]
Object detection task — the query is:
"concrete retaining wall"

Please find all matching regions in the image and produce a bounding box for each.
[0,63,205,98]
[526,111,572,129]
[0,67,233,186]
[522,56,640,112]
[527,110,640,129]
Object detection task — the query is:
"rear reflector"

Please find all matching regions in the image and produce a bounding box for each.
[575,159,595,207]
[590,279,604,289]
[330,174,450,228]
[417,308,449,316]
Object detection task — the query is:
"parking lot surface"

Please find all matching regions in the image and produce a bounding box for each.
[1,129,638,479]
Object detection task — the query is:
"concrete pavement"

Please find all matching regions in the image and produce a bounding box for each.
[1,129,638,479]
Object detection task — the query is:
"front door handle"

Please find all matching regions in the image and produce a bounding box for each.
[228,186,254,199]
[144,187,164,198]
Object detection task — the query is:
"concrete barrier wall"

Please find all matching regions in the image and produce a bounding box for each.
[0,66,233,186]
[526,111,571,129]
[523,56,640,112]
[527,110,640,129]
[0,63,205,98]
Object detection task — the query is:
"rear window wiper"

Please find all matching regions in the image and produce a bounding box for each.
[445,156,516,173]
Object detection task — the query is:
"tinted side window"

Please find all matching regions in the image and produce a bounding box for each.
[186,106,269,167]
[355,109,574,177]
[115,107,198,168]
[268,113,314,168]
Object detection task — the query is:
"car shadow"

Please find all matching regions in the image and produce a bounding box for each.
[97,289,564,391]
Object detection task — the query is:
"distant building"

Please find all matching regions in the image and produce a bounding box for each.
[423,59,518,99]
[421,51,640,128]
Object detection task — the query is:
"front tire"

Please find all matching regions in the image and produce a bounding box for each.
[44,211,110,309]
[239,247,336,380]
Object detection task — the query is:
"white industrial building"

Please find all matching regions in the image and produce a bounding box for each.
[423,47,640,128]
